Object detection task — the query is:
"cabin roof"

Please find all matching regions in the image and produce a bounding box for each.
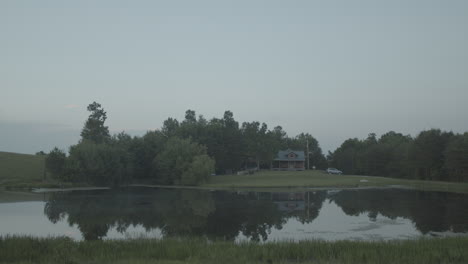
[274,149,305,161]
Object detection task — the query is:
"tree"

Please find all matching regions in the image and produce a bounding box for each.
[181,155,215,185]
[129,130,167,179]
[80,102,110,144]
[328,129,465,181]
[219,111,244,172]
[162,118,180,138]
[377,131,412,178]
[288,133,327,170]
[408,129,453,180]
[199,111,244,174]
[329,138,364,174]
[241,121,269,169]
[179,110,204,140]
[268,126,288,161]
[153,137,215,185]
[444,133,468,182]
[329,133,412,177]
[67,141,133,186]
[45,147,67,180]
[184,109,197,123]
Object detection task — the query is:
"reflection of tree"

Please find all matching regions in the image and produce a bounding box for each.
[288,191,327,224]
[160,190,215,236]
[43,188,326,241]
[44,190,135,240]
[331,189,468,234]
[44,188,213,240]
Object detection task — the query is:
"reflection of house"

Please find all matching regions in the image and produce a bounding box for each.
[272,192,306,213]
[243,191,326,219]
[272,149,305,171]
[254,192,307,213]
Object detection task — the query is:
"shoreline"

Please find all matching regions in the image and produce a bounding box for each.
[2,170,468,194]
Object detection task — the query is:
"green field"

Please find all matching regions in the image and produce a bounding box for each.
[203,170,468,194]
[0,151,85,190]
[0,151,47,189]
[1,236,467,264]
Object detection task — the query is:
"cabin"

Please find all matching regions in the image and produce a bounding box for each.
[272,149,305,171]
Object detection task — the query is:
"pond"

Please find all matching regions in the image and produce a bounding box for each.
[1,187,468,241]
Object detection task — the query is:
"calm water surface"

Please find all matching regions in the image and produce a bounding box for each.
[1,188,467,241]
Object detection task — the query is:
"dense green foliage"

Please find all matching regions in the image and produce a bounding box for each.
[44,102,468,186]
[80,101,110,144]
[1,236,468,264]
[153,137,214,185]
[44,147,66,180]
[444,133,468,182]
[46,104,216,186]
[329,130,468,182]
[45,102,326,186]
[65,141,133,186]
[160,109,327,173]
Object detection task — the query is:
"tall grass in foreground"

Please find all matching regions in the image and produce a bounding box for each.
[1,236,467,264]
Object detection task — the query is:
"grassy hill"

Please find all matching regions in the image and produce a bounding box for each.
[203,170,468,194]
[0,151,46,188]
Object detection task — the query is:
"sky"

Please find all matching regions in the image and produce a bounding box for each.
[1,0,468,154]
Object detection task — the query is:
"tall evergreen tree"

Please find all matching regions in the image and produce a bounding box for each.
[80,102,110,144]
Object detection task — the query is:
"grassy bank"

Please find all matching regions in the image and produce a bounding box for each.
[202,170,468,194]
[0,151,83,190]
[1,236,467,264]
[0,151,47,189]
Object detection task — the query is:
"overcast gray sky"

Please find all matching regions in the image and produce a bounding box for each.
[1,0,468,154]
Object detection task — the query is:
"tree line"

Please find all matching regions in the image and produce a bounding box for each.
[45,102,468,186]
[328,130,468,182]
[46,102,327,186]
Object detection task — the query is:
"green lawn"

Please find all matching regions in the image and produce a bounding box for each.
[203,170,468,194]
[0,151,46,188]
[0,151,79,190]
[1,236,468,264]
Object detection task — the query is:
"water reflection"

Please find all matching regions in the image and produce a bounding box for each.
[330,189,468,234]
[40,188,468,241]
[43,188,327,241]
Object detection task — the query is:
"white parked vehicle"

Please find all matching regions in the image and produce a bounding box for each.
[326,168,343,175]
